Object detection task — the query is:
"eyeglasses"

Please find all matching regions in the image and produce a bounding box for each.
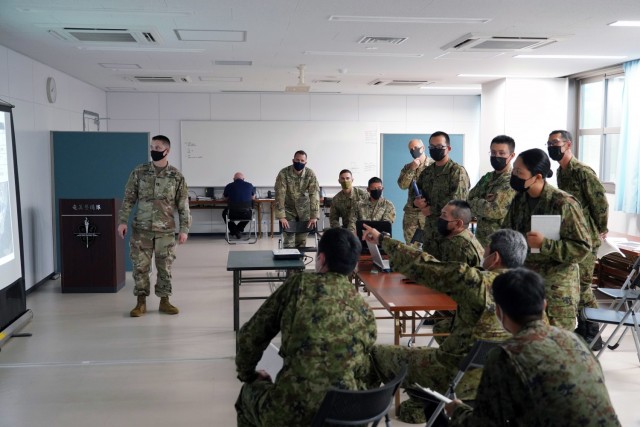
[546,139,566,147]
[428,145,447,150]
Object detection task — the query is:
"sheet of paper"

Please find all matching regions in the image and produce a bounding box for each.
[413,383,452,404]
[597,238,626,259]
[530,215,561,254]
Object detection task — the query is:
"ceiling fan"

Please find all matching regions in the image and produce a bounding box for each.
[285,64,310,93]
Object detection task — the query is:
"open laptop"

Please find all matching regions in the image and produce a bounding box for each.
[366,240,391,271]
[356,220,392,254]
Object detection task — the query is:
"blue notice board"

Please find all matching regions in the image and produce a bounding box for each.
[381,133,464,242]
[52,132,149,271]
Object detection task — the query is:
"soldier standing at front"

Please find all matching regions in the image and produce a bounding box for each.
[414,131,470,258]
[549,130,609,349]
[274,150,320,248]
[398,139,433,242]
[467,135,517,247]
[118,135,191,317]
[329,169,369,229]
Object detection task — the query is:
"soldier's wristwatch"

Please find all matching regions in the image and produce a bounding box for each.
[379,232,391,245]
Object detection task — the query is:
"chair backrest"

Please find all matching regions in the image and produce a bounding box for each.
[458,339,502,373]
[311,365,407,427]
[280,220,318,234]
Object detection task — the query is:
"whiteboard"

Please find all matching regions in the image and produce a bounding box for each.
[180,121,380,187]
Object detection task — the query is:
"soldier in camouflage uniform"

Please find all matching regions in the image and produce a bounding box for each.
[235,228,376,426]
[274,150,320,248]
[117,135,191,317]
[329,169,369,229]
[415,131,470,259]
[446,268,621,427]
[398,139,434,242]
[437,200,484,266]
[503,148,591,331]
[467,135,517,247]
[362,226,527,424]
[348,177,396,232]
[549,130,609,348]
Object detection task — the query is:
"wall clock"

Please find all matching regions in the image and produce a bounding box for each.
[46,77,57,103]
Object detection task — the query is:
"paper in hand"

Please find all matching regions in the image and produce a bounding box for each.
[413,383,452,404]
[530,215,561,254]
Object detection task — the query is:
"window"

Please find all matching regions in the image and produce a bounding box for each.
[577,74,624,186]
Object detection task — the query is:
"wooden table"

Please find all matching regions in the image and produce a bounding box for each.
[189,198,276,237]
[356,270,456,345]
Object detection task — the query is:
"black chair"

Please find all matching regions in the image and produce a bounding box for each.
[224,201,257,244]
[311,365,408,427]
[278,220,321,252]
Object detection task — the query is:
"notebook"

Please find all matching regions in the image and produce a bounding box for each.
[366,240,391,271]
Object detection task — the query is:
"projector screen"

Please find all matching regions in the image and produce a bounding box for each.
[0,105,22,290]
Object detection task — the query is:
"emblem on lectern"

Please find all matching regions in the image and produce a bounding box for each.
[74,217,101,248]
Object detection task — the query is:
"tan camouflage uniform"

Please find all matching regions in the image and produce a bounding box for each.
[235,271,376,427]
[503,183,591,330]
[348,196,396,233]
[450,320,621,426]
[274,165,320,248]
[557,157,609,310]
[416,160,470,259]
[467,169,516,247]
[118,162,191,297]
[398,157,433,242]
[369,238,511,413]
[329,187,369,229]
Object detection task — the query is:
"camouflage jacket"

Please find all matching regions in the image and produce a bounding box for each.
[118,162,191,233]
[274,165,320,220]
[439,229,485,267]
[236,271,377,426]
[467,169,516,247]
[398,157,433,213]
[416,159,470,215]
[557,156,609,249]
[329,187,369,228]
[451,320,621,427]
[349,197,396,232]
[382,238,511,372]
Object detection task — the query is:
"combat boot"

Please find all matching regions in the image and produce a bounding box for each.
[585,320,604,351]
[159,296,179,315]
[130,295,146,317]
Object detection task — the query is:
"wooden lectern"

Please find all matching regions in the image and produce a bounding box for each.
[59,199,125,292]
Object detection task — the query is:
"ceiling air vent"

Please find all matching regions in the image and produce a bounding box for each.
[48,27,160,44]
[358,36,408,45]
[369,79,431,87]
[130,76,191,83]
[441,33,556,51]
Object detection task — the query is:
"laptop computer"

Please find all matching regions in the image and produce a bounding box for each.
[366,240,391,271]
[356,220,392,254]
[272,249,303,260]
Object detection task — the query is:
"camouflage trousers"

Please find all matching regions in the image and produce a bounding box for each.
[403,210,426,243]
[235,379,272,427]
[130,228,176,297]
[578,250,599,310]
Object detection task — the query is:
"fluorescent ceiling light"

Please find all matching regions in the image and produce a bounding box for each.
[304,51,423,58]
[106,87,137,91]
[17,7,192,15]
[514,54,627,59]
[609,21,640,27]
[458,74,546,78]
[215,60,253,66]
[175,30,246,42]
[420,86,481,90]
[77,46,205,53]
[198,76,242,82]
[100,63,141,69]
[329,15,490,24]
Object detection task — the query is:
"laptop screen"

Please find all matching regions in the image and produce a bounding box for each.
[356,220,392,254]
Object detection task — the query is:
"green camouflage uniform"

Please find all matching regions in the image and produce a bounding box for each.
[118,162,191,297]
[398,157,433,242]
[370,238,511,411]
[450,320,621,427]
[439,229,485,267]
[503,183,591,330]
[329,187,369,229]
[235,271,376,427]
[274,165,320,248]
[467,169,516,247]
[348,196,396,233]
[416,160,470,259]
[557,157,609,310]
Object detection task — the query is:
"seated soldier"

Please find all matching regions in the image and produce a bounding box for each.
[348,176,395,232]
[445,268,621,426]
[436,200,484,266]
[362,226,527,424]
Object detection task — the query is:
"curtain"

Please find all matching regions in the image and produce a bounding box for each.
[615,59,640,214]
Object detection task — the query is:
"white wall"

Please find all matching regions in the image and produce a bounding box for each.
[0,45,107,290]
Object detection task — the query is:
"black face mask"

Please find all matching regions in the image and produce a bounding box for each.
[293,161,305,171]
[547,146,565,161]
[510,174,531,193]
[150,149,166,161]
[437,218,454,237]
[370,189,383,200]
[429,147,447,162]
[410,147,423,159]
[490,156,507,171]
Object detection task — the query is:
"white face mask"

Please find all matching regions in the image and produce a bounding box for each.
[482,251,495,270]
[496,306,508,333]
[315,253,325,273]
